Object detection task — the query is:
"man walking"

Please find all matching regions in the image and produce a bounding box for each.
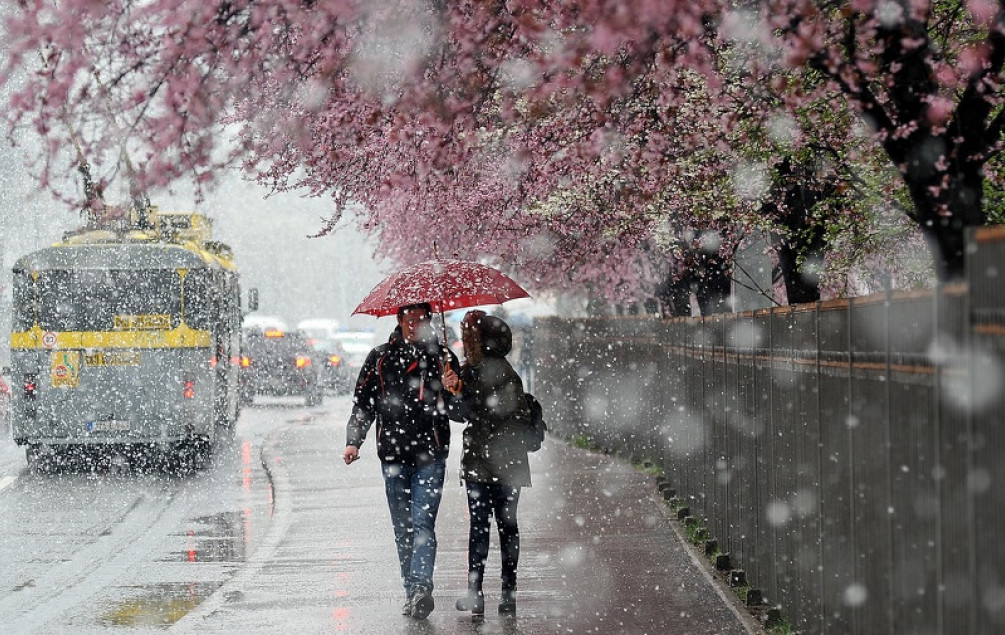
[343,302,459,619]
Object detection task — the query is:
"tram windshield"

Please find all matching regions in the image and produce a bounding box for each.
[18,269,183,331]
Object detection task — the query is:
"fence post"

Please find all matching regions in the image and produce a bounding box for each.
[815,299,825,629]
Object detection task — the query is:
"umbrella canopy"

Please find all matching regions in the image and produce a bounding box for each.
[352,259,530,318]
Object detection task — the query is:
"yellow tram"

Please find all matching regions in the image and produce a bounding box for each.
[9,210,252,469]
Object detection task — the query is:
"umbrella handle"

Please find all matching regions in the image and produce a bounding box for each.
[439,306,448,350]
[442,358,462,395]
[437,297,462,395]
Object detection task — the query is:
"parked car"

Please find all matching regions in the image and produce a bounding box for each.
[307,338,353,394]
[240,328,323,406]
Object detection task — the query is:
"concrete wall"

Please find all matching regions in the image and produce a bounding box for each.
[532,227,1005,634]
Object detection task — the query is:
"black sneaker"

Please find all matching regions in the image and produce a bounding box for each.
[498,589,516,614]
[411,587,435,619]
[455,589,485,615]
[401,595,412,616]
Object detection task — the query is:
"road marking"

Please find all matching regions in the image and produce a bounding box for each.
[0,475,17,493]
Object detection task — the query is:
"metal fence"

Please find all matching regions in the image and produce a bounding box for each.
[532,228,1005,634]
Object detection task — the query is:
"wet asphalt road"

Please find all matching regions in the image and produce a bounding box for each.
[0,396,757,634]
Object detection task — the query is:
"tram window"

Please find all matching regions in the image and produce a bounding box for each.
[37,270,78,330]
[12,270,35,330]
[76,269,116,327]
[36,269,181,331]
[115,270,181,323]
[184,269,215,329]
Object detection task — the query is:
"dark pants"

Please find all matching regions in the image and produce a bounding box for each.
[465,481,521,591]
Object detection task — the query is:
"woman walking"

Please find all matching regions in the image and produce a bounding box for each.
[443,310,532,615]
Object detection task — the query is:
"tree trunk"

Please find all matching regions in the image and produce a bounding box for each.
[869,22,998,282]
[774,241,821,305]
[655,276,692,317]
[763,158,826,304]
[693,252,732,315]
[902,146,986,282]
[694,275,731,315]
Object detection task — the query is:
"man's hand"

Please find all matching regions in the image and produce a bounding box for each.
[442,367,461,394]
[343,445,360,465]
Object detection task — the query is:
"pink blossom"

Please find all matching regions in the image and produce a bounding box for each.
[926,96,954,125]
[967,0,998,25]
[0,0,997,299]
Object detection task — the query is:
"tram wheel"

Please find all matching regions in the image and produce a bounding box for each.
[25,443,63,473]
[170,437,213,473]
[25,444,43,471]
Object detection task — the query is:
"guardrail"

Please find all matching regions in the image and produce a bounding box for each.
[533,227,1005,634]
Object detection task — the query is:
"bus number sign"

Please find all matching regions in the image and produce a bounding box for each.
[114,314,171,330]
[85,351,141,366]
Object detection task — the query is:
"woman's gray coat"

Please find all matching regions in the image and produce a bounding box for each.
[454,315,532,487]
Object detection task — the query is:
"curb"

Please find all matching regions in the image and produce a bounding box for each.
[169,426,293,632]
[650,485,766,635]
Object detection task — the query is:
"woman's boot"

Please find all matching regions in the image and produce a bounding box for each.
[455,582,485,615]
[498,588,516,614]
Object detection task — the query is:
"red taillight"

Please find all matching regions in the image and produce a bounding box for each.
[329,354,341,366]
[23,374,37,418]
[183,380,195,399]
[24,374,37,399]
[240,356,251,368]
[295,356,311,368]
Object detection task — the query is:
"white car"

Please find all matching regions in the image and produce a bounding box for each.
[332,331,378,380]
[243,314,289,333]
[297,318,342,343]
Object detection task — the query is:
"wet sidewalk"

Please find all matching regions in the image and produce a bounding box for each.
[172,401,759,634]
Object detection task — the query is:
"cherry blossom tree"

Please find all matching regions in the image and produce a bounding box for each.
[1,0,1000,305]
[764,0,1005,281]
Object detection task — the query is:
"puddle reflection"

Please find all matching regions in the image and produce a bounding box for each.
[100,582,217,628]
[168,511,247,562]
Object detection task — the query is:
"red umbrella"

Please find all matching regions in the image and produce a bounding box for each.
[352,259,530,318]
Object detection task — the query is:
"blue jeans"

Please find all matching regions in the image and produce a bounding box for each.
[382,459,446,595]
[465,482,521,591]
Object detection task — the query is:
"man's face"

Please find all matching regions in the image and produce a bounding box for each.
[399,307,432,343]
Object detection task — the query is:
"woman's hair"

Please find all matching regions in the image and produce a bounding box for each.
[462,310,512,365]
[462,310,487,366]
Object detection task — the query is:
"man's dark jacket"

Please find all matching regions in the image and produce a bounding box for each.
[346,327,459,465]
